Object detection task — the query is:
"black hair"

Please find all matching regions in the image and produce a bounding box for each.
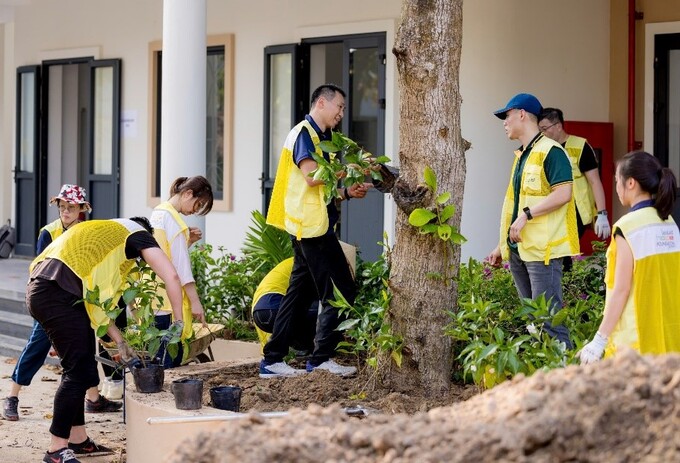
[539,107,564,125]
[310,84,345,106]
[129,216,154,234]
[168,176,214,216]
[617,151,677,220]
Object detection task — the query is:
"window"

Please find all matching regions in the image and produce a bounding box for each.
[148,35,233,210]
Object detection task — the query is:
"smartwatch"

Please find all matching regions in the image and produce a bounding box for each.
[523,207,533,220]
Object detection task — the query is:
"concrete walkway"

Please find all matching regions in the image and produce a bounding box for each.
[0,256,30,301]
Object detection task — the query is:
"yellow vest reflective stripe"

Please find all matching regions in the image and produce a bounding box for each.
[266,120,328,239]
[251,257,294,350]
[30,219,141,332]
[604,208,680,357]
[39,219,65,242]
[499,136,580,264]
[564,135,596,225]
[150,202,194,340]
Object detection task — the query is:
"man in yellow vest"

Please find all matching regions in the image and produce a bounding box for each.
[487,94,580,347]
[539,107,610,241]
[262,84,370,378]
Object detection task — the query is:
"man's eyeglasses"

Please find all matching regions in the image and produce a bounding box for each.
[539,121,559,132]
[326,99,346,112]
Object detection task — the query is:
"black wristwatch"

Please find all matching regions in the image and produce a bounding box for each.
[523,207,533,220]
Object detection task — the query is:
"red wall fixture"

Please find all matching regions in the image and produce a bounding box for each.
[563,120,615,256]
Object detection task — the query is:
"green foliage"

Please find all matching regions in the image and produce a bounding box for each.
[334,239,402,369]
[241,210,293,274]
[84,262,187,367]
[190,243,265,327]
[449,252,607,389]
[407,166,466,283]
[312,131,391,204]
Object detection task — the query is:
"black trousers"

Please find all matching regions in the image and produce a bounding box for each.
[26,278,99,439]
[263,233,356,365]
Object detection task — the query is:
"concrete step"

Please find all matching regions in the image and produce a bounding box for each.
[0,310,34,340]
[0,290,27,316]
[0,333,60,366]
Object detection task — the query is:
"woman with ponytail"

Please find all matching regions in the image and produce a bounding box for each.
[149,176,213,368]
[579,151,680,363]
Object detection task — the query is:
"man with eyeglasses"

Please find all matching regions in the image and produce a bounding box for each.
[486,93,579,348]
[539,108,610,246]
[262,84,370,378]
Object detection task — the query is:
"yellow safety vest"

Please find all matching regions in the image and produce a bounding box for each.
[39,219,65,242]
[499,136,580,264]
[604,207,680,357]
[564,135,597,225]
[150,202,194,340]
[30,219,141,332]
[266,120,328,239]
[251,257,294,350]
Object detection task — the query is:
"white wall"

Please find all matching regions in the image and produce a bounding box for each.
[1,0,610,261]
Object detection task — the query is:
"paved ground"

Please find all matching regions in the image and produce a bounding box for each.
[0,258,127,462]
[0,256,30,299]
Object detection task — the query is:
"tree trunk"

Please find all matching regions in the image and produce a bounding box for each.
[383,0,466,396]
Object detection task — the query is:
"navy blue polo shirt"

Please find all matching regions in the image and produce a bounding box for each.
[292,115,339,234]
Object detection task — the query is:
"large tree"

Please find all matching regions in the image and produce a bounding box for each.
[384,0,467,395]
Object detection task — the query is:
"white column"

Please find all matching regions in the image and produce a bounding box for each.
[160,0,206,231]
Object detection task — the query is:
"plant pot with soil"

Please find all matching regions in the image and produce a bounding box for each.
[89,262,189,393]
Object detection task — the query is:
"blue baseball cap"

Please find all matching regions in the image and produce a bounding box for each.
[494,93,543,120]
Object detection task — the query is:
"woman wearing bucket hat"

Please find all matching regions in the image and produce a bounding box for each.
[3,184,123,430]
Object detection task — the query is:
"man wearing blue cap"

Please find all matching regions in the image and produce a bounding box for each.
[486,93,579,347]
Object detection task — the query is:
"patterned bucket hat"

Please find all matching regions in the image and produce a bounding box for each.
[49,184,92,213]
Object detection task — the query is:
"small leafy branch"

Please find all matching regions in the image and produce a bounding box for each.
[84,262,188,367]
[407,166,466,282]
[334,237,402,370]
[311,131,391,204]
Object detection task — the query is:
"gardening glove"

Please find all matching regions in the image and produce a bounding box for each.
[161,320,184,343]
[116,340,140,368]
[578,332,608,364]
[594,211,611,239]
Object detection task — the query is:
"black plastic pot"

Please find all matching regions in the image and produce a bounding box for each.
[210,385,242,412]
[131,363,164,393]
[171,378,203,410]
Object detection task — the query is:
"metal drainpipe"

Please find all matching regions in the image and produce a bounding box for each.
[628,0,636,152]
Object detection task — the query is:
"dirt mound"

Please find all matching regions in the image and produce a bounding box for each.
[172,349,680,462]
[196,360,477,414]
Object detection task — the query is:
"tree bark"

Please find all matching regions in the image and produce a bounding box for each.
[383,0,466,396]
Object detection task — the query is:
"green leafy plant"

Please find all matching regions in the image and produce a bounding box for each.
[84,262,187,367]
[334,240,402,370]
[408,165,466,282]
[242,210,293,274]
[311,131,391,203]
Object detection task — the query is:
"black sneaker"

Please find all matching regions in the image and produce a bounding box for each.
[85,395,122,413]
[43,447,81,463]
[2,396,19,421]
[68,437,115,456]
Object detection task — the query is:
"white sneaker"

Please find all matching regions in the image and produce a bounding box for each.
[259,360,307,378]
[308,359,357,377]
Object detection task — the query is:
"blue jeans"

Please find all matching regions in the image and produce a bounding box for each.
[509,252,572,348]
[11,320,51,386]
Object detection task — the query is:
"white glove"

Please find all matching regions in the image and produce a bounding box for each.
[578,332,608,364]
[594,212,611,239]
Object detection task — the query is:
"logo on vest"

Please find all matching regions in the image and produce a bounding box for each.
[656,229,676,249]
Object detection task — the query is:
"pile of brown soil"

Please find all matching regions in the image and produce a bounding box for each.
[172,349,680,462]
[195,359,477,414]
